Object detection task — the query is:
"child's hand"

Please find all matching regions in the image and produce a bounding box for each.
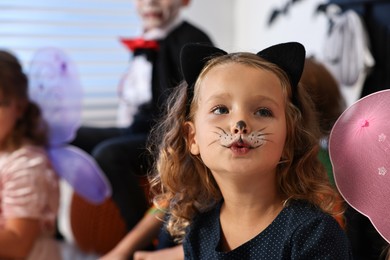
[133,245,184,260]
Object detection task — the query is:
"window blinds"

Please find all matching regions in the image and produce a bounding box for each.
[0,0,140,126]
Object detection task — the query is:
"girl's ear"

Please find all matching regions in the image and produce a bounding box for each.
[184,121,200,155]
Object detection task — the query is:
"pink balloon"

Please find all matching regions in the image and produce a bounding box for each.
[329,89,390,243]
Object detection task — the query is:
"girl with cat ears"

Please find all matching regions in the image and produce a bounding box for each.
[148,42,352,259]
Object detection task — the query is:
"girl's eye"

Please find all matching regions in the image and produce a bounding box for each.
[211,105,229,115]
[255,107,273,117]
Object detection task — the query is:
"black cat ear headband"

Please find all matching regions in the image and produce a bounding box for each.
[180,42,306,116]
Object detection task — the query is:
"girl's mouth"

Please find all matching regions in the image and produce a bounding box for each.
[229,139,251,149]
[144,12,162,19]
[227,139,252,155]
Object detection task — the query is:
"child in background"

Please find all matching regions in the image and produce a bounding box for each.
[300,57,346,185]
[0,50,60,259]
[148,42,352,259]
[95,0,214,257]
[72,0,213,237]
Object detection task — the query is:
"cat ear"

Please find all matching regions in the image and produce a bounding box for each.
[180,42,306,112]
[180,43,226,115]
[257,42,305,92]
[180,43,226,88]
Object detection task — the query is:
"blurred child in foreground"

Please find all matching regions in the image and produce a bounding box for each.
[0,50,60,259]
[72,0,213,238]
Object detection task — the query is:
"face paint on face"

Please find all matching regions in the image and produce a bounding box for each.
[213,124,270,152]
[135,0,185,32]
[188,62,287,175]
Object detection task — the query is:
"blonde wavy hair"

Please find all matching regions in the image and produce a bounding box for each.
[148,52,345,242]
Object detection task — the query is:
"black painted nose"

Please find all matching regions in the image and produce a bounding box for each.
[234,120,247,134]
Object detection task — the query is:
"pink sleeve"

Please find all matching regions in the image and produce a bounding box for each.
[1,146,59,225]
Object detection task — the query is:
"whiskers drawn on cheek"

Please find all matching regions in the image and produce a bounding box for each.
[210,127,271,149]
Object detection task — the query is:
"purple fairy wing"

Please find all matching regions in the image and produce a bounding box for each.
[48,145,112,204]
[28,47,83,146]
[27,47,111,204]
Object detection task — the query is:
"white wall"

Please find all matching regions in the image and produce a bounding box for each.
[183,0,329,57]
[235,0,329,58]
[182,0,234,52]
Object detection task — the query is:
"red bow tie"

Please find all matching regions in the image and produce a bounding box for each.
[120,38,159,52]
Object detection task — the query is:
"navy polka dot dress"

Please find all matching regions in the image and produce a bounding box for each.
[183,200,353,259]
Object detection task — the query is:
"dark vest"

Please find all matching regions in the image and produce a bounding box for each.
[127,21,213,134]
